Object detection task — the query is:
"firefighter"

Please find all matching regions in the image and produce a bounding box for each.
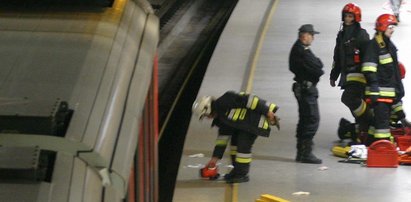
[330,3,371,143]
[361,14,404,145]
[289,24,323,164]
[338,62,411,143]
[192,91,279,183]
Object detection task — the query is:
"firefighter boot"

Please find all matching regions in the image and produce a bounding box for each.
[338,118,356,140]
[299,139,322,164]
[224,162,249,183]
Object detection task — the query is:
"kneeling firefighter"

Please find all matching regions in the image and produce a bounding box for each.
[192,91,279,183]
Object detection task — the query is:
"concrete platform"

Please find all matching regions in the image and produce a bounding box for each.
[174,0,411,201]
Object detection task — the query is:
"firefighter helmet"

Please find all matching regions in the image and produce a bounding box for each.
[192,96,213,119]
[399,62,406,79]
[342,3,362,22]
[375,14,398,32]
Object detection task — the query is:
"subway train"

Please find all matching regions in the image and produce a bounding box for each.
[0,0,159,201]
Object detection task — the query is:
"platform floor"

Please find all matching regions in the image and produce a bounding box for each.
[174,0,411,201]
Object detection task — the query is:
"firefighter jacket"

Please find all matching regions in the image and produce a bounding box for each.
[289,40,324,84]
[361,33,404,102]
[330,23,369,87]
[211,91,278,137]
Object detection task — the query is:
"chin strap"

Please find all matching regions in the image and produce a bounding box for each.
[375,32,386,48]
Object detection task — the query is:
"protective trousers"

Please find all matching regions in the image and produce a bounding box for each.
[341,83,372,133]
[369,102,393,144]
[292,82,320,140]
[212,126,257,176]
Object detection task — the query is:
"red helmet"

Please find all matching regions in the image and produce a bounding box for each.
[399,62,406,79]
[342,3,362,22]
[375,14,398,32]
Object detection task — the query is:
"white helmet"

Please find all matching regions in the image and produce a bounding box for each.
[192,96,213,119]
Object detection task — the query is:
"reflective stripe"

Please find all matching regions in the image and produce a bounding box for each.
[236,153,252,158]
[258,116,269,129]
[380,91,395,97]
[379,54,393,64]
[216,135,229,146]
[365,90,380,96]
[233,109,242,121]
[392,102,403,113]
[362,62,377,72]
[368,126,375,135]
[263,118,269,129]
[365,87,395,97]
[236,153,252,163]
[230,146,237,155]
[353,100,367,117]
[227,109,236,119]
[247,96,259,110]
[216,139,228,146]
[374,129,391,138]
[258,116,265,128]
[380,87,395,92]
[228,108,246,120]
[268,103,277,112]
[380,87,396,97]
[346,73,366,83]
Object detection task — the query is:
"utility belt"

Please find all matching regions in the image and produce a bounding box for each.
[296,80,315,88]
[345,64,361,73]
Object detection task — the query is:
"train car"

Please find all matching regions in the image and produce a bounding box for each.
[0,0,159,201]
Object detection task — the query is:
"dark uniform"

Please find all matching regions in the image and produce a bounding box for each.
[210,91,278,181]
[362,32,404,144]
[330,22,371,138]
[289,37,324,163]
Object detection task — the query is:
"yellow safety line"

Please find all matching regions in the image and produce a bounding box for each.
[226,1,279,202]
[245,0,279,94]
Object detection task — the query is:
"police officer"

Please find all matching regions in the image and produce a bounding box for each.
[192,91,279,183]
[330,3,370,143]
[289,24,323,164]
[362,14,404,145]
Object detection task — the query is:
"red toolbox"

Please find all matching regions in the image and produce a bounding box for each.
[397,135,411,151]
[392,126,410,141]
[367,140,398,168]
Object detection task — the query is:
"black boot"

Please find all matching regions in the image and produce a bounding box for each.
[338,118,356,140]
[224,162,250,183]
[299,139,322,164]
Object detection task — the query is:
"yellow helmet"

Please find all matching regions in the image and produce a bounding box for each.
[192,96,213,119]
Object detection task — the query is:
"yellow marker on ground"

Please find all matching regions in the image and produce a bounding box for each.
[225,183,239,202]
[255,194,290,202]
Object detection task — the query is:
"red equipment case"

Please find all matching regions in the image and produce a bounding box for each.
[367,140,398,168]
